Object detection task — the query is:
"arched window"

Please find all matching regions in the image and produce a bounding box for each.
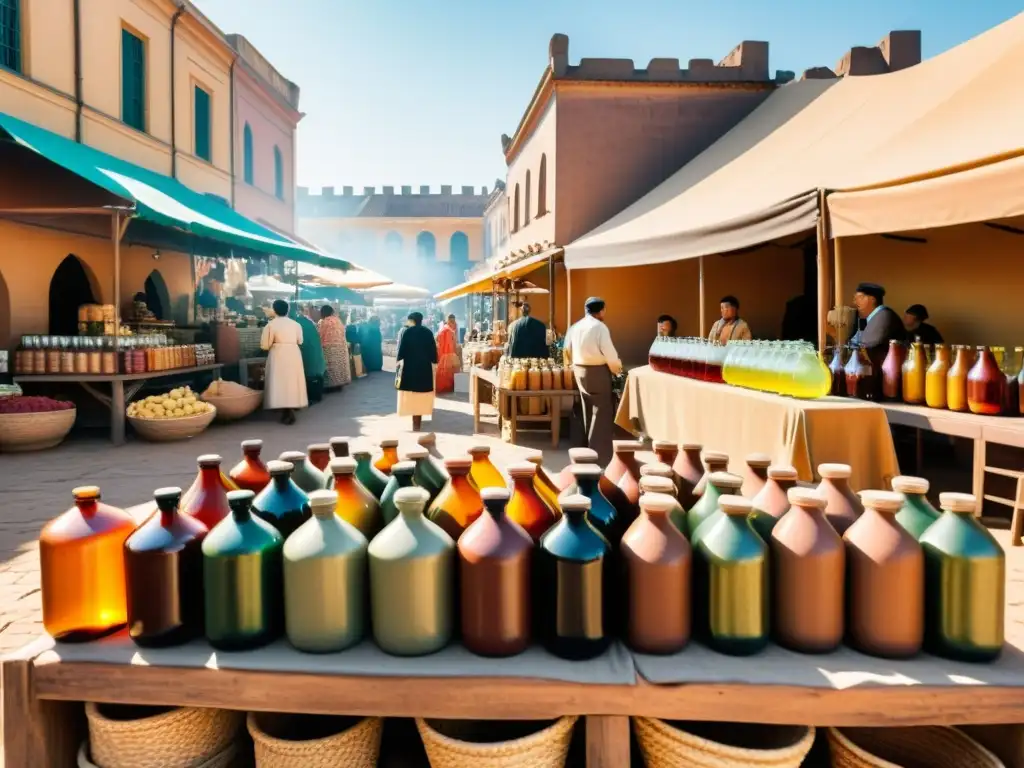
[384,231,403,254]
[49,255,98,336]
[537,154,548,216]
[144,269,170,321]
[513,184,520,232]
[524,171,531,226]
[273,146,284,200]
[416,231,437,261]
[243,123,254,185]
[450,232,469,265]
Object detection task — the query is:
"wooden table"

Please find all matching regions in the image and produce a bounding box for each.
[470,366,580,447]
[15,364,223,446]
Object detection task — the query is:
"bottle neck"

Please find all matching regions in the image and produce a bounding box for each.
[201,466,222,484]
[243,448,261,461]
[157,504,177,527]
[332,474,354,489]
[230,505,251,522]
[512,477,536,495]
[75,499,98,519]
[312,506,334,520]
[483,502,507,521]
[272,474,291,489]
[564,509,587,526]
[575,476,597,495]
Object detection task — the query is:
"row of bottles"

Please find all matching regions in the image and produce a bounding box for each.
[832,342,1024,416]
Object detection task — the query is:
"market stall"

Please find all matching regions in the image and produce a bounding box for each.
[472,365,580,446]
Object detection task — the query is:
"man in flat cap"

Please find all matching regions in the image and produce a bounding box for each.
[851,282,906,390]
[564,297,622,464]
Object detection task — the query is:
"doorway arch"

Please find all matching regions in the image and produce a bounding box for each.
[144,269,171,321]
[0,267,10,348]
[49,255,98,336]
[450,232,469,265]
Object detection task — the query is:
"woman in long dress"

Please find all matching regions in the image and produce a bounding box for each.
[435,314,459,394]
[361,316,384,373]
[396,311,437,432]
[292,305,327,404]
[318,305,351,390]
[260,299,307,425]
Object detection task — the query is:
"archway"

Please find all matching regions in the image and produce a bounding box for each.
[384,231,403,254]
[416,231,436,261]
[450,232,470,265]
[144,269,171,321]
[49,255,98,336]
[0,267,10,349]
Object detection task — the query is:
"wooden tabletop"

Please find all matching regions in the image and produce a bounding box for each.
[14,363,223,384]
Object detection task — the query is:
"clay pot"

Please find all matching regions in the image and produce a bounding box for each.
[816,463,863,535]
[742,453,771,498]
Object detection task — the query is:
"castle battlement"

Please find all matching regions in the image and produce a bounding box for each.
[298,185,491,199]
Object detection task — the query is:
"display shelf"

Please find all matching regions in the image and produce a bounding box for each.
[471,366,579,447]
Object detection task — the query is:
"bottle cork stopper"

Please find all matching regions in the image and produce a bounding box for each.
[939,492,976,514]
[469,445,491,456]
[681,442,703,451]
[787,487,827,508]
[653,440,678,452]
[241,439,263,449]
[568,447,599,463]
[307,443,330,453]
[73,485,101,499]
[154,486,182,502]
[560,494,591,513]
[613,440,643,452]
[394,486,429,505]
[702,450,729,465]
[197,454,223,466]
[444,456,473,471]
[308,489,338,509]
[227,489,255,505]
[640,462,673,477]
[267,460,294,474]
[351,449,372,459]
[329,457,357,475]
[329,436,350,445]
[390,461,416,476]
[859,490,903,513]
[768,465,799,481]
[380,438,399,448]
[719,495,754,516]
[818,463,852,480]
[404,447,428,460]
[279,450,306,463]
[640,476,675,495]
[481,487,511,502]
[708,471,743,489]
[570,463,603,478]
[640,492,677,514]
[745,453,772,468]
[507,462,537,478]
[418,432,437,446]
[891,475,929,495]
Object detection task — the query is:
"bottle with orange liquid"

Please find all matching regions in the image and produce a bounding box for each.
[229,439,271,494]
[946,345,972,412]
[428,457,484,540]
[506,462,558,542]
[181,455,233,530]
[329,457,384,540]
[468,445,506,490]
[525,452,562,516]
[40,486,136,642]
[374,438,401,476]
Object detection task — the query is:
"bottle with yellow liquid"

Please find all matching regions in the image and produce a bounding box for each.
[926,344,950,409]
[902,342,928,405]
[784,342,831,399]
[946,345,972,412]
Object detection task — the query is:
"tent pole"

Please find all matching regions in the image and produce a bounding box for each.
[112,211,123,342]
[293,260,299,302]
[816,190,832,353]
[547,256,555,332]
[833,236,844,313]
[698,256,706,338]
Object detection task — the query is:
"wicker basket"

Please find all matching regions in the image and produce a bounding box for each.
[127,406,217,442]
[634,717,815,768]
[827,726,1006,768]
[77,740,240,768]
[247,712,382,767]
[202,390,263,421]
[416,716,577,768]
[0,408,76,452]
[85,703,242,768]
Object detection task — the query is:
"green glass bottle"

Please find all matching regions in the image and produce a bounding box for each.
[892,476,941,539]
[202,490,284,651]
[688,472,743,544]
[278,450,326,494]
[351,449,389,500]
[695,494,769,655]
[380,461,417,524]
[406,446,448,505]
[920,492,1005,662]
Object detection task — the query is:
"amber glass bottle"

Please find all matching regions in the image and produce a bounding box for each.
[181,455,232,530]
[468,445,506,490]
[328,457,385,540]
[672,442,705,510]
[507,462,559,542]
[525,453,562,516]
[902,342,928,405]
[946,345,972,412]
[374,438,401,476]
[124,487,207,647]
[40,486,136,642]
[881,341,906,401]
[967,346,1005,416]
[428,457,484,541]
[229,439,271,494]
[925,344,951,409]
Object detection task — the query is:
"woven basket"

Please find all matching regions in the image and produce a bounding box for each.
[0,408,76,452]
[416,716,577,768]
[202,390,263,421]
[247,712,382,767]
[128,406,217,442]
[77,740,240,768]
[634,717,815,768]
[827,726,1006,768]
[85,703,242,768]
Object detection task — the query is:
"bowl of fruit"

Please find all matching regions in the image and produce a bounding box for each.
[0,396,77,452]
[127,386,217,442]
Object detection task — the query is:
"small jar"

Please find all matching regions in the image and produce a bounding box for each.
[74,351,89,374]
[33,349,46,373]
[87,349,102,374]
[60,350,75,374]
[46,349,61,374]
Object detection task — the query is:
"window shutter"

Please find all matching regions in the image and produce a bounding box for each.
[194,86,211,161]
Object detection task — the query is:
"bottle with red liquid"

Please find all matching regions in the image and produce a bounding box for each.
[881,341,906,401]
[181,455,233,529]
[844,347,875,401]
[229,439,271,494]
[829,346,846,396]
[967,346,1006,416]
[306,443,332,473]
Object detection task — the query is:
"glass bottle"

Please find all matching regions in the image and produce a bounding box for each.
[368,487,455,656]
[686,471,743,539]
[229,439,271,494]
[428,457,484,541]
[613,443,644,528]
[351,449,389,500]
[506,462,559,543]
[622,492,692,654]
[892,475,940,539]
[605,439,642,486]
[555,447,599,493]
[570,463,624,548]
[328,457,385,540]
[124,487,207,647]
[843,490,924,659]
[203,490,284,651]
[253,460,312,539]
[788,343,832,400]
[672,442,704,510]
[742,453,771,498]
[638,475,685,535]
[692,450,729,499]
[1002,348,1020,416]
[329,436,351,460]
[881,341,906,401]
[844,347,875,400]
[967,346,1005,416]
[816,463,863,535]
[406,446,447,506]
[468,445,506,490]
[652,441,680,494]
[925,344,951,409]
[829,346,846,396]
[946,345,972,412]
[283,489,368,653]
[306,443,332,473]
[537,494,612,660]
[525,453,562,516]
[374,438,401,476]
[458,487,534,657]
[694,495,768,655]
[181,454,232,530]
[279,450,326,494]
[902,342,927,405]
[416,434,451,498]
[749,465,798,542]
[1017,350,1024,416]
[920,492,1004,662]
[380,461,417,524]
[770,487,844,653]
[40,486,135,642]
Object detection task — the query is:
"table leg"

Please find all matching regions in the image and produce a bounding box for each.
[510,394,518,444]
[239,361,249,388]
[111,380,126,446]
[472,379,481,435]
[973,438,986,516]
[551,395,560,448]
[585,715,631,768]
[2,659,83,768]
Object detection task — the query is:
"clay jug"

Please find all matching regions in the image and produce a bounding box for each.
[125,487,207,647]
[368,487,455,656]
[749,465,798,542]
[279,450,326,494]
[537,495,612,660]
[351,449,389,500]
[459,487,533,657]
[843,490,924,658]
[742,453,772,498]
[925,344,950,409]
[306,443,332,473]
[902,342,927,405]
[380,461,417,524]
[555,447,599,493]
[329,436,351,459]
[328,457,385,540]
[920,492,1005,662]
[506,462,559,542]
[967,346,1005,416]
[468,445,506,490]
[687,471,743,539]
[283,489,368,653]
[40,486,136,642]
[816,463,863,535]
[946,345,972,412]
[570,464,624,548]
[525,453,562,516]
[881,341,905,401]
[405,447,446,506]
[891,475,940,539]
[844,347,875,401]
[203,490,284,651]
[428,457,484,541]
[770,488,844,653]
[605,439,642,486]
[694,495,768,656]
[374,438,401,476]
[229,439,271,494]
[638,475,685,535]
[672,442,705,510]
[652,441,681,494]
[253,460,312,539]
[622,492,692,654]
[181,454,232,530]
[829,346,846,396]
[417,433,450,492]
[693,450,729,499]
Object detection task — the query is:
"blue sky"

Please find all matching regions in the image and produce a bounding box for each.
[196,0,1020,191]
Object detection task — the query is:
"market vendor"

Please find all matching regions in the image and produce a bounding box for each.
[657,314,678,337]
[506,302,548,358]
[851,282,905,368]
[565,297,622,465]
[708,296,752,343]
[903,304,943,345]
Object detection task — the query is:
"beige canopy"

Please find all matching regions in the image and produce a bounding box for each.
[564,12,1024,269]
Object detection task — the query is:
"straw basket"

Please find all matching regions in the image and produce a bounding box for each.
[247,712,382,768]
[416,716,577,768]
[634,717,815,768]
[0,408,75,452]
[85,703,243,768]
[77,740,240,768]
[202,390,263,421]
[128,406,217,441]
[827,726,1005,768]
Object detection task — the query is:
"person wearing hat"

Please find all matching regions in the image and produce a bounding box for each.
[851,282,906,372]
[564,297,622,464]
[395,311,438,432]
[903,304,943,345]
[506,302,549,359]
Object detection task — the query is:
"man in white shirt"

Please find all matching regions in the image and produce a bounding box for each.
[564,297,623,464]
